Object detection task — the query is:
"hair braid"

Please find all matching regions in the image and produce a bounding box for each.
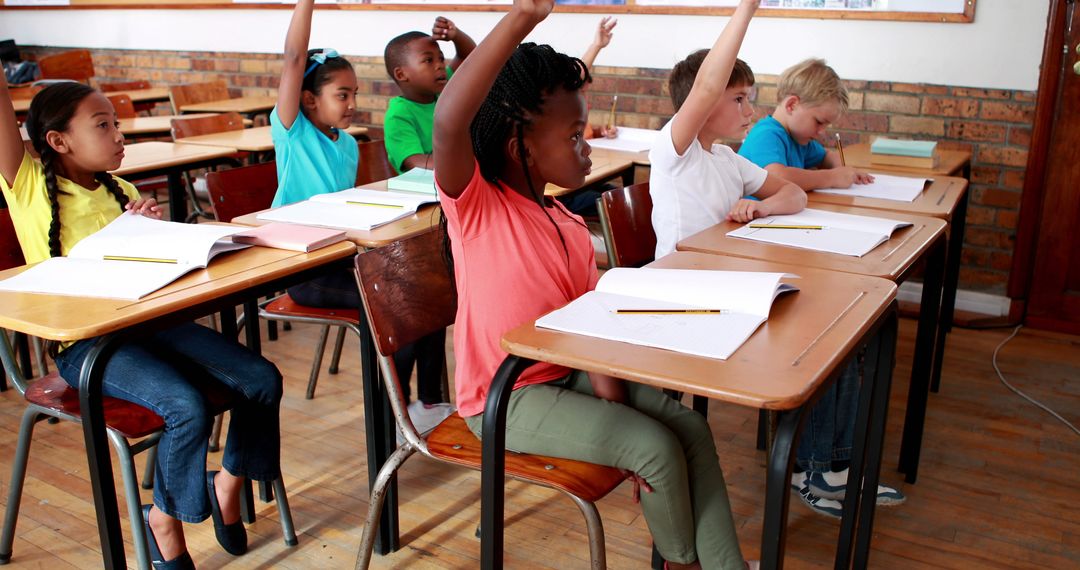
[39,147,64,258]
[95,172,130,212]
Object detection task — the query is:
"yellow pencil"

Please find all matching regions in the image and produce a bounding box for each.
[608,95,618,130]
[346,201,404,209]
[835,133,847,166]
[747,224,823,230]
[103,255,178,264]
[615,309,730,314]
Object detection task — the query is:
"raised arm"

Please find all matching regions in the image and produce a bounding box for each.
[580,16,616,72]
[669,0,758,155]
[0,73,24,187]
[433,17,477,71]
[433,0,553,197]
[276,0,315,129]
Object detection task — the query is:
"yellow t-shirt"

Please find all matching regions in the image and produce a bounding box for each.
[0,152,141,265]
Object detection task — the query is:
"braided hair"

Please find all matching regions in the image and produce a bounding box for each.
[467,42,592,263]
[24,82,130,258]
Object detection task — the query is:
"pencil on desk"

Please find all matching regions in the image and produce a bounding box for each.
[835,133,846,166]
[103,255,178,264]
[615,309,730,314]
[347,201,404,209]
[747,224,823,230]
[608,95,618,130]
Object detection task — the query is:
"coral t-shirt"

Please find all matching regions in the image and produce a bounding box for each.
[439,161,598,417]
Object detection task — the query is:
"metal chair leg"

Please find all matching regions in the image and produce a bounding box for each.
[328,327,347,375]
[354,445,416,570]
[0,409,44,563]
[209,413,224,452]
[567,495,607,570]
[273,477,299,546]
[108,430,152,570]
[305,325,331,400]
[141,444,158,489]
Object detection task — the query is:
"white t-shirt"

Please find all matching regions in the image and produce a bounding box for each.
[649,117,768,258]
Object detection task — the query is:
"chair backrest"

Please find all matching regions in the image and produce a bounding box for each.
[354,229,456,358]
[204,161,278,223]
[99,80,151,93]
[597,182,656,268]
[106,94,136,119]
[170,112,245,140]
[0,208,26,271]
[37,50,94,83]
[168,80,230,113]
[356,140,396,186]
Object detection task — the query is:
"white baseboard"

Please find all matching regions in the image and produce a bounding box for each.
[896,282,1010,317]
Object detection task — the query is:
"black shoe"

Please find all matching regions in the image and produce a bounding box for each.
[206,471,248,555]
[141,505,195,570]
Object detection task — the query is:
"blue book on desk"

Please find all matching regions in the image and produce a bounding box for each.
[871,138,937,158]
[386,168,436,196]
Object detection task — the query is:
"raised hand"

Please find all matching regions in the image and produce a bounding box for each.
[432,16,458,41]
[593,16,617,49]
[512,0,555,23]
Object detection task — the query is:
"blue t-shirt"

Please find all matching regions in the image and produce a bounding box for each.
[270,106,359,207]
[738,115,827,170]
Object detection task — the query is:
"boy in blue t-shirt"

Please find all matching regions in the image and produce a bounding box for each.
[383,17,475,174]
[740,58,904,518]
[739,58,872,190]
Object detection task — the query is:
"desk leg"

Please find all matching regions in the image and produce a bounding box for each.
[357,308,399,555]
[243,300,261,355]
[481,355,536,570]
[762,404,808,570]
[899,239,946,483]
[932,188,968,394]
[79,334,127,569]
[166,171,187,223]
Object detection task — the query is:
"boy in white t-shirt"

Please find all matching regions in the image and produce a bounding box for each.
[649,0,805,258]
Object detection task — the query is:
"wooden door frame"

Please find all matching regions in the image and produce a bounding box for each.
[1008,0,1069,312]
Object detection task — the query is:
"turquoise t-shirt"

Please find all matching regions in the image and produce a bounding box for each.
[738,115,827,170]
[270,106,359,207]
[383,97,434,174]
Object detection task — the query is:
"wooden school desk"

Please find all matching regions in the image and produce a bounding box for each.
[118,113,252,138]
[10,88,170,116]
[544,147,635,197]
[0,241,357,569]
[112,141,239,222]
[808,175,969,399]
[177,124,368,154]
[480,252,899,570]
[678,204,947,484]
[178,95,278,119]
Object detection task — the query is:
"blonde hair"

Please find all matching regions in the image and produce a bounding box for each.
[776,58,848,111]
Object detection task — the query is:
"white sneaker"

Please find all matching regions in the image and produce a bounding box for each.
[808,469,906,506]
[397,402,454,445]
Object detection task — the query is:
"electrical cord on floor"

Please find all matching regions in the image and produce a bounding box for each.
[993,324,1080,437]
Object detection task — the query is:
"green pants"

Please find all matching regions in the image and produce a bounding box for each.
[465,371,744,569]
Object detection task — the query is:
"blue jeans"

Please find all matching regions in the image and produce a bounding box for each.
[54,322,282,523]
[795,352,862,473]
[288,265,448,405]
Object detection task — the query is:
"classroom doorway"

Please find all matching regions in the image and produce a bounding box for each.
[1010,0,1080,334]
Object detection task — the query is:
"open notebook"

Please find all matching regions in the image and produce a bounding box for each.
[727,209,912,257]
[585,127,659,153]
[536,268,798,360]
[0,213,248,300]
[256,188,439,231]
[813,173,929,202]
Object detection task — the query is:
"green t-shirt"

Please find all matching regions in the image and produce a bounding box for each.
[383,96,435,174]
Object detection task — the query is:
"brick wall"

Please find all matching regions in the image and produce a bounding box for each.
[24,46,1035,295]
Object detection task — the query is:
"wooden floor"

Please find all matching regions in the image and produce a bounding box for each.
[0,317,1077,569]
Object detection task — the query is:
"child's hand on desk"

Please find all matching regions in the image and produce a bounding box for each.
[619,469,654,504]
[829,166,874,189]
[432,16,460,42]
[727,198,769,223]
[599,124,618,139]
[126,197,163,220]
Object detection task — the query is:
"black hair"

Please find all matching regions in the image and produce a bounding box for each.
[301,48,354,96]
[384,31,431,80]
[24,82,130,259]
[668,50,755,112]
[463,42,591,264]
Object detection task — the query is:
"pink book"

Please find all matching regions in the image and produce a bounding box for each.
[231,223,348,253]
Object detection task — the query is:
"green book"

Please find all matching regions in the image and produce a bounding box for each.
[386,168,436,195]
[871,137,937,158]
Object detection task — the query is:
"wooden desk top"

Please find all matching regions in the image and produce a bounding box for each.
[179,96,278,115]
[120,87,170,104]
[0,241,355,342]
[112,141,238,177]
[677,203,946,281]
[11,98,29,114]
[845,142,972,177]
[807,175,969,222]
[177,125,368,152]
[545,148,635,197]
[231,179,441,249]
[118,114,252,137]
[502,252,896,410]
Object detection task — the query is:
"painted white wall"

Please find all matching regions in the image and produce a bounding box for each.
[0,0,1049,90]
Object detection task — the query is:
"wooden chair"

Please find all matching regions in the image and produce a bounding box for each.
[168,112,247,222]
[352,229,625,570]
[596,182,656,268]
[356,139,395,187]
[0,209,45,386]
[0,211,297,570]
[101,80,155,114]
[205,162,361,401]
[168,80,230,114]
[37,49,94,83]
[106,94,136,119]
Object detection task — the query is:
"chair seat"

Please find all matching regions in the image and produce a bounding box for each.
[25,372,237,440]
[427,413,625,502]
[263,294,360,324]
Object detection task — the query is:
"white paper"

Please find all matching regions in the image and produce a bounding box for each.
[309,187,438,208]
[0,258,194,301]
[68,213,247,266]
[813,173,928,202]
[258,200,406,231]
[586,127,659,153]
[536,268,798,360]
[726,208,912,257]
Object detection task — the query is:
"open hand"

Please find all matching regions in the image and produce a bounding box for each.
[125,197,163,220]
[593,17,617,49]
[727,198,770,223]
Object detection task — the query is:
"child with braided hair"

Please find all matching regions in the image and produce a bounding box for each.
[0,76,283,570]
[433,1,755,568]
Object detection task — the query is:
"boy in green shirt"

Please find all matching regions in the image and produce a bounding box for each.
[383,17,476,173]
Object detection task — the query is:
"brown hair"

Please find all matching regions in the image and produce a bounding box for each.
[776,58,848,110]
[668,49,755,112]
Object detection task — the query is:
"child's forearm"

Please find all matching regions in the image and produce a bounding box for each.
[0,72,24,187]
[581,42,602,70]
[691,1,757,99]
[284,0,314,65]
[277,0,315,127]
[764,163,833,191]
[762,181,808,214]
[451,30,478,64]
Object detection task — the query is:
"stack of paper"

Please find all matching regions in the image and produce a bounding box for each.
[813,173,929,202]
[386,168,436,195]
[0,213,248,300]
[727,209,912,257]
[257,188,438,231]
[585,127,659,153]
[870,138,937,157]
[536,268,798,360]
